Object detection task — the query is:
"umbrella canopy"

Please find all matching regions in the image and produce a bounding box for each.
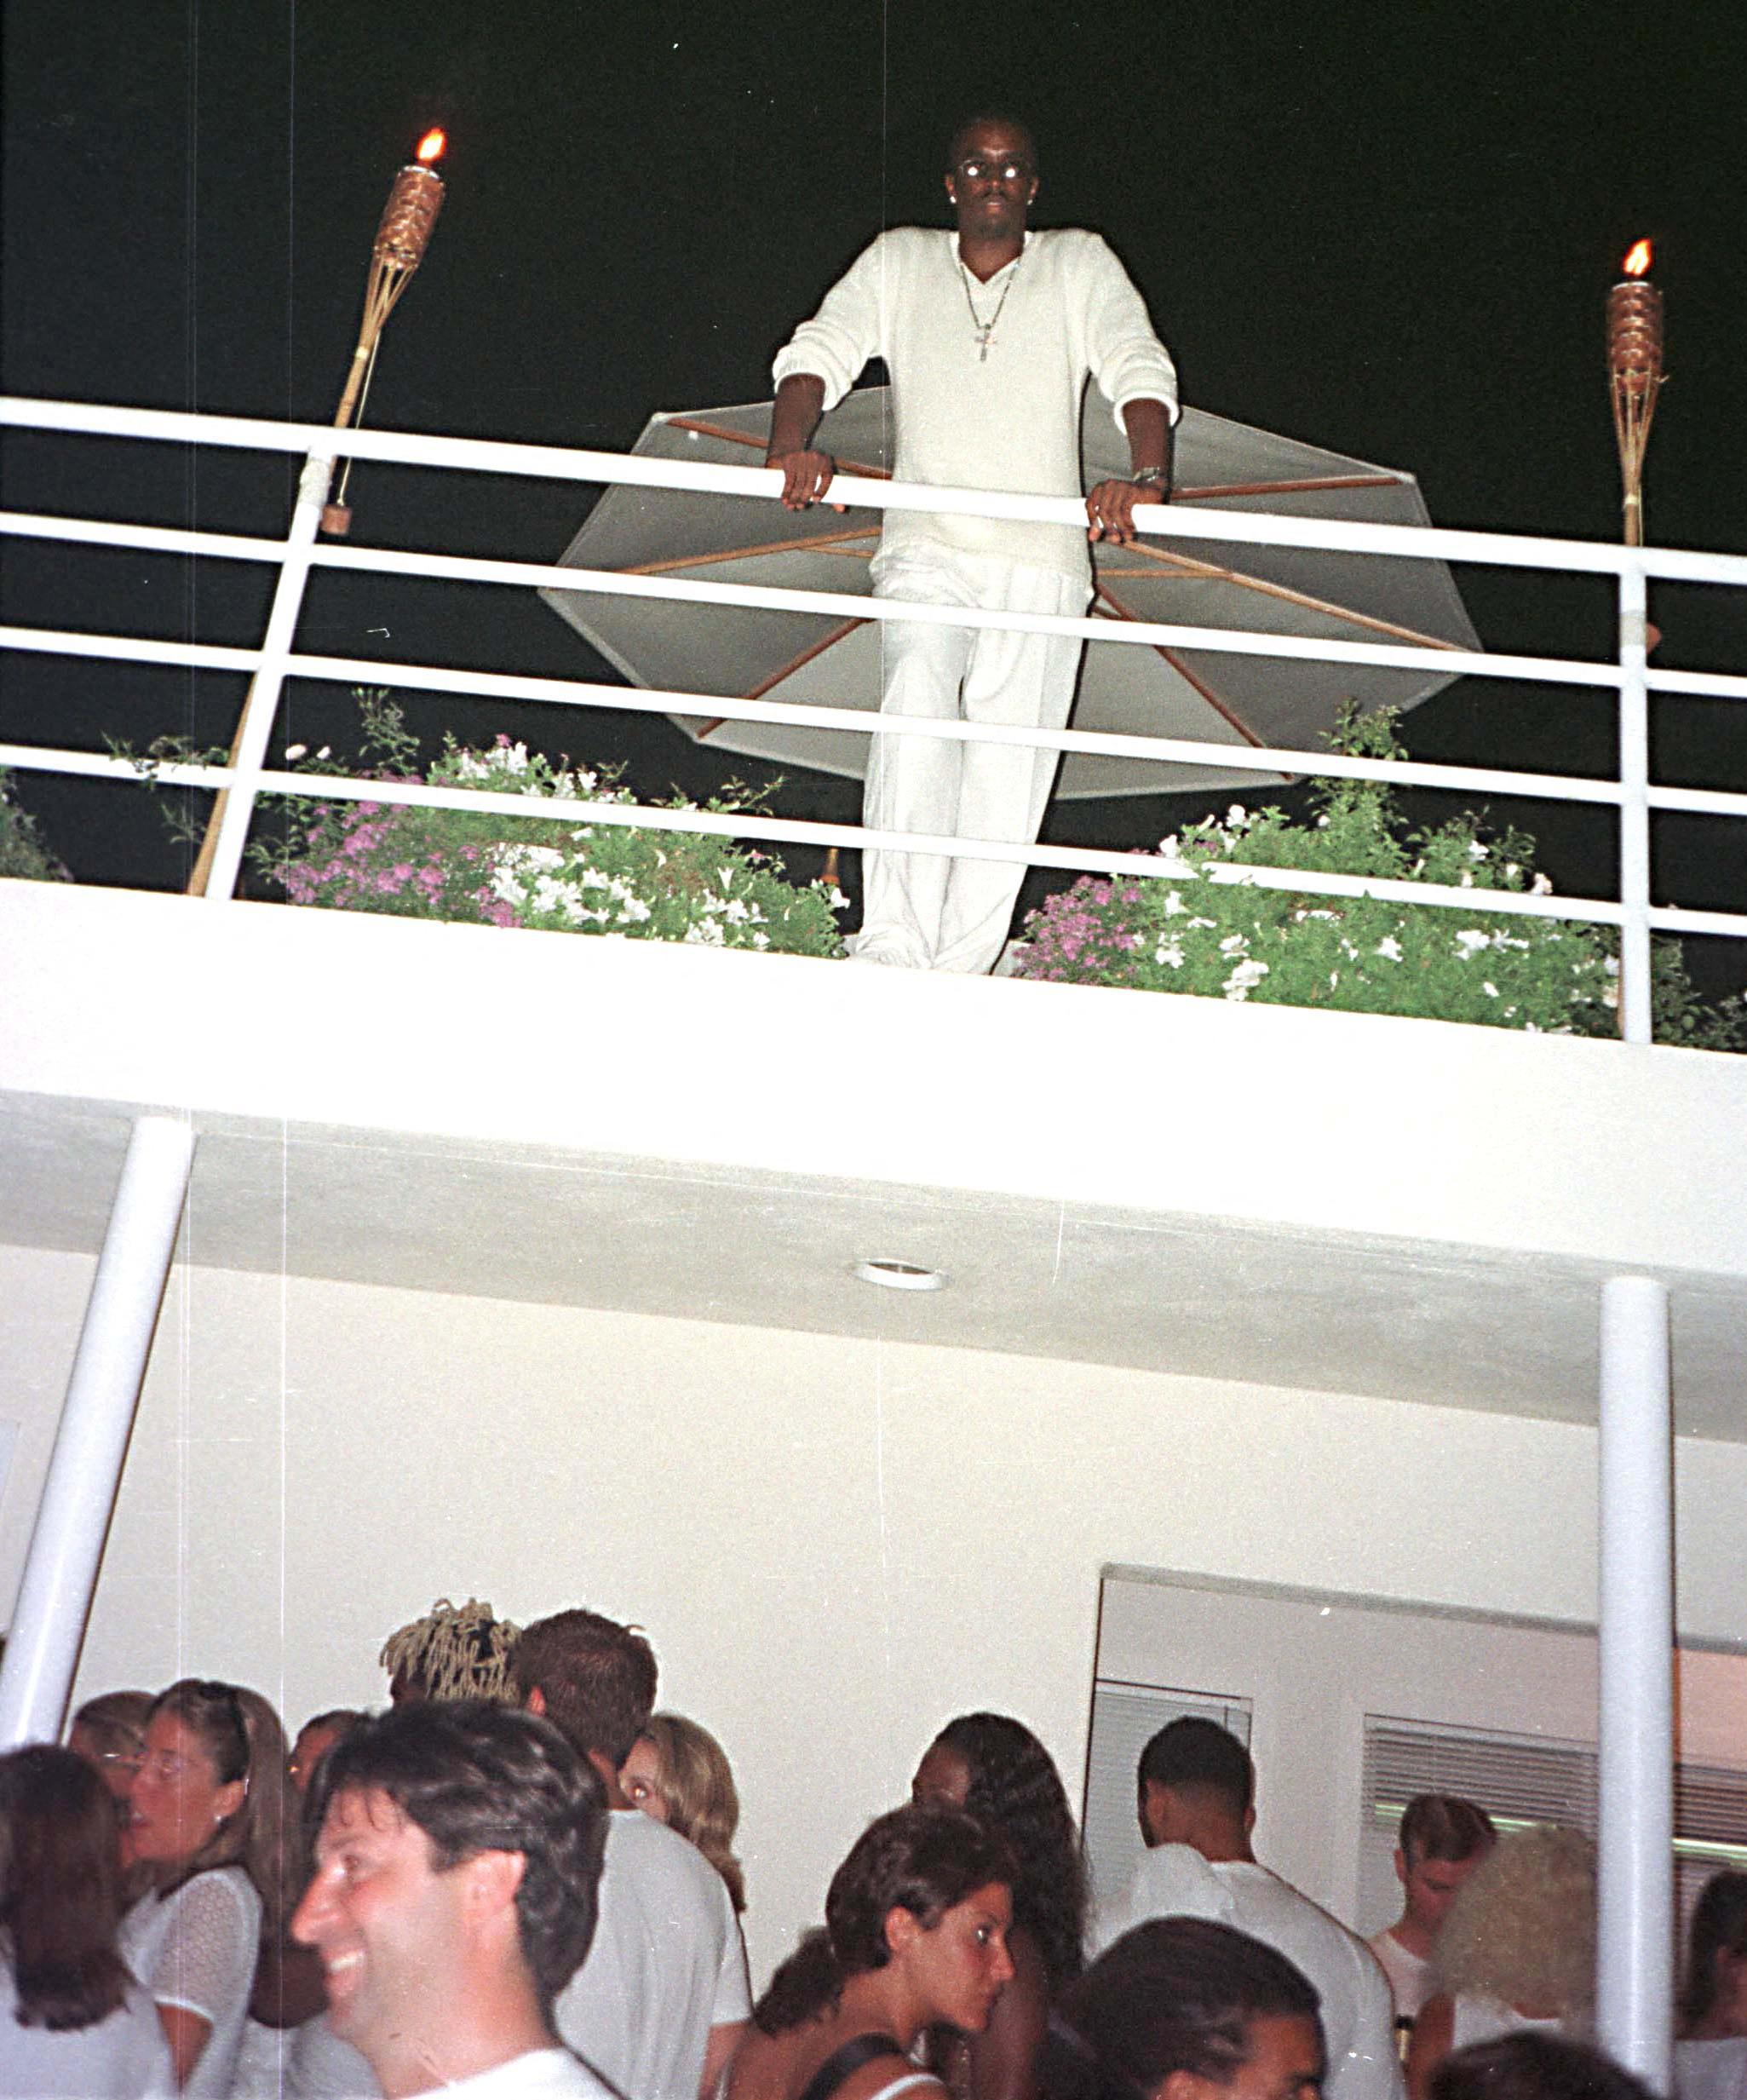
[539,391,1480,799]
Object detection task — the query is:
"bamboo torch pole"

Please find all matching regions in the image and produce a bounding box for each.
[185,131,447,896]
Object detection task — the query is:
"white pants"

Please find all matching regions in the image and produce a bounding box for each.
[852,548,1090,975]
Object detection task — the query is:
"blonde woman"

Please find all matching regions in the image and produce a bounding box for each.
[623,1712,748,1913]
[1406,1827,1596,2100]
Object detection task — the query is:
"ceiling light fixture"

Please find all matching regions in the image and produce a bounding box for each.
[853,1257,948,1292]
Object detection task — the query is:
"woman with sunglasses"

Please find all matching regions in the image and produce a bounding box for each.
[123,1680,294,2094]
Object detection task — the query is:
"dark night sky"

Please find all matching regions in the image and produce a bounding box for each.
[3,0,1744,992]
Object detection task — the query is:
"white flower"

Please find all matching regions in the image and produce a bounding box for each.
[1504,863,1520,879]
[1219,933,1249,956]
[683,920,725,945]
[1227,805,1253,830]
[1315,814,1330,829]
[829,888,851,910]
[1468,839,1488,861]
[1154,940,1186,969]
[1329,969,1341,987]
[1222,958,1270,1000]
[616,897,652,923]
[317,745,332,761]
[1162,890,1187,917]
[724,899,751,923]
[284,743,307,761]
[751,932,771,950]
[1158,834,1180,856]
[1187,916,1218,931]
[499,743,531,775]
[1482,981,1499,998]
[1531,872,1553,895]
[1375,936,1403,961]
[1459,871,1474,887]
[1455,929,1490,957]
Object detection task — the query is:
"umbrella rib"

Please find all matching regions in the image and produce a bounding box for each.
[692,617,871,737]
[661,416,894,481]
[1112,538,1465,651]
[1174,473,1404,499]
[618,525,880,576]
[1092,582,1273,753]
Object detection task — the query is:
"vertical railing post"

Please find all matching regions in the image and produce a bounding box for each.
[1617,559,1654,1044]
[1595,1274,1675,2094]
[187,446,336,900]
[0,1117,194,1750]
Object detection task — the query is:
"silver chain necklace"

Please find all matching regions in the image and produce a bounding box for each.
[957,252,1021,361]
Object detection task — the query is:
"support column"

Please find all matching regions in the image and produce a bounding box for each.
[1595,1274,1674,2093]
[0,1116,194,1749]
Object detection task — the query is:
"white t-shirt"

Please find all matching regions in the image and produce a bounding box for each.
[430,2047,621,2097]
[554,1810,750,2100]
[773,226,1178,584]
[0,1962,175,2098]
[232,2010,380,2097]
[120,1867,261,2098]
[1096,1847,1403,2100]
[1367,1930,1434,2021]
[1676,2039,1747,2100]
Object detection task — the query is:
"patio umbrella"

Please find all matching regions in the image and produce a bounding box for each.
[538,390,1480,799]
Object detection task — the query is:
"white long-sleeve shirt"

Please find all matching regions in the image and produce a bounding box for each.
[772,226,1177,583]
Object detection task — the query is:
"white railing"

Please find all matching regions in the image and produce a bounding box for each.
[3,394,1745,1044]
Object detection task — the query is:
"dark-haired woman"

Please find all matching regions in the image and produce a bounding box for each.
[1038,1917,1322,2100]
[122,1680,294,2095]
[727,1803,1015,2100]
[911,1714,1087,2100]
[0,1745,173,2098]
[1676,1872,1747,2100]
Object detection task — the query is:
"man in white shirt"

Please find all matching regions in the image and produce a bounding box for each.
[1095,1718,1404,2100]
[767,112,1179,975]
[292,1700,616,2099]
[1366,1794,1496,2028]
[514,1609,750,2100]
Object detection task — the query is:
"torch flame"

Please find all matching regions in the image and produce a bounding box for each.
[1623,239,1652,278]
[416,129,446,165]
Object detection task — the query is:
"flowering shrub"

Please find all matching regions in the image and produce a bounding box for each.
[260,696,845,958]
[1014,707,1744,1050]
[0,769,68,882]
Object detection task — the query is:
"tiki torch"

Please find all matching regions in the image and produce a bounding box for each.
[1607,239,1664,548]
[320,128,448,536]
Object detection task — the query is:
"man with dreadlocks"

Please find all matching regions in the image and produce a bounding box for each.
[379,1598,522,1706]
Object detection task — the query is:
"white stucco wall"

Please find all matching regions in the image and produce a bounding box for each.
[4,1242,1743,1982]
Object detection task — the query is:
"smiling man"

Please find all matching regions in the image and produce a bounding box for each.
[292,1700,612,2099]
[767,111,1179,975]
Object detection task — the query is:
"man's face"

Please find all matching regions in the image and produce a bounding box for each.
[945,122,1037,244]
[292,1787,476,2063]
[1397,1844,1486,1936]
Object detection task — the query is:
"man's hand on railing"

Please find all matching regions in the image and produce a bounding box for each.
[1085,475,1169,546]
[766,447,839,511]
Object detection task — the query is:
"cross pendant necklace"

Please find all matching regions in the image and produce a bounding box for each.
[959,255,1020,361]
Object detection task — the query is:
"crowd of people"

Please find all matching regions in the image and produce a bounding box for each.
[3,1597,1743,2100]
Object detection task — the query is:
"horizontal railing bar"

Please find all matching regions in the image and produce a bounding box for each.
[0,505,1620,688]
[327,544,1619,688]
[284,649,1626,807]
[6,395,1747,588]
[1646,785,1747,819]
[0,623,1630,805]
[0,623,261,674]
[0,509,293,565]
[0,739,1652,936]
[1646,668,1747,702]
[7,504,1744,704]
[1647,904,1747,938]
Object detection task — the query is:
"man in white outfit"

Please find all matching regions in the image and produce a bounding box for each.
[1094,1718,1404,2100]
[514,1608,750,2100]
[767,113,1179,973]
[292,1700,616,2098]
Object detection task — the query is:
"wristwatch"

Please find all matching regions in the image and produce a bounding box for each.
[1131,467,1170,490]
